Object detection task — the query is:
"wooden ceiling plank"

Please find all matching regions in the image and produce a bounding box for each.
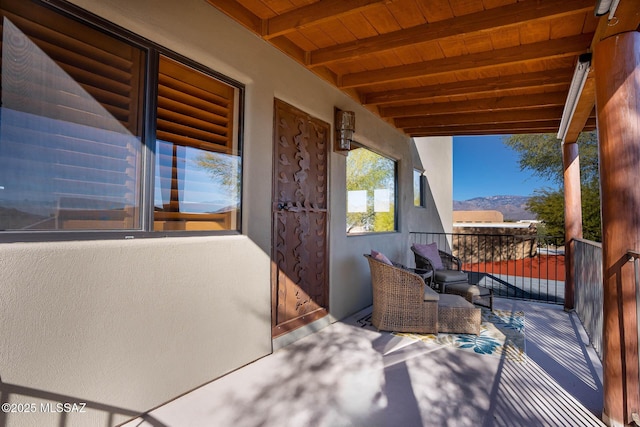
[418,0,455,23]
[337,11,379,39]
[394,107,566,128]
[363,68,574,105]
[437,36,468,58]
[518,19,551,44]
[342,33,592,88]
[462,32,494,54]
[380,91,568,118]
[489,25,520,49]
[549,12,588,39]
[449,0,485,17]
[309,0,594,66]
[283,30,321,51]
[481,0,516,9]
[263,0,389,39]
[386,0,428,29]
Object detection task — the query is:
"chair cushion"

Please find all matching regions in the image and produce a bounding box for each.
[437,293,474,308]
[423,285,440,302]
[434,269,468,283]
[445,283,491,298]
[412,242,444,270]
[370,250,392,265]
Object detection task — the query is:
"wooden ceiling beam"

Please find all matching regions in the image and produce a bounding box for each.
[404,118,597,137]
[395,107,566,129]
[340,33,593,88]
[205,0,262,34]
[407,127,560,137]
[264,0,388,39]
[309,0,595,66]
[380,92,568,118]
[363,68,574,105]
[563,72,596,142]
[206,0,388,39]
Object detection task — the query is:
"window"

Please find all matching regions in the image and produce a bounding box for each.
[414,169,425,207]
[346,147,397,234]
[153,57,240,231]
[0,0,243,238]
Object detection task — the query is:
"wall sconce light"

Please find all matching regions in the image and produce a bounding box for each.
[334,109,355,153]
[557,53,592,142]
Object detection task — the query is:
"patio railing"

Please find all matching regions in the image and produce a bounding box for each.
[573,238,603,360]
[631,249,640,425]
[410,232,565,304]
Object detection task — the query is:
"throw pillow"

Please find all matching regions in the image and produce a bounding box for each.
[412,242,444,270]
[371,250,392,265]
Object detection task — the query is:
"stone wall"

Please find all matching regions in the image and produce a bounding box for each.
[452,225,538,263]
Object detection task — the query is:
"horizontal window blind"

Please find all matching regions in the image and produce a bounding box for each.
[154,56,239,231]
[157,56,234,153]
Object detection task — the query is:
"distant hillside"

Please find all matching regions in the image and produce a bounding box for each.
[453,195,536,221]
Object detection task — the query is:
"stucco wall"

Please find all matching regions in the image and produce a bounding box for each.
[0,1,453,425]
[411,136,454,234]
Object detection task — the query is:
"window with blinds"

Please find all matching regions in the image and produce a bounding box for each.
[0,0,243,238]
[153,57,240,231]
[0,0,144,231]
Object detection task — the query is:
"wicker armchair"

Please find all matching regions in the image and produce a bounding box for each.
[364,254,480,335]
[412,246,463,272]
[411,244,469,291]
[411,244,493,311]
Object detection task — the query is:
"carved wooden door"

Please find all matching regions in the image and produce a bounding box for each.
[272,99,329,337]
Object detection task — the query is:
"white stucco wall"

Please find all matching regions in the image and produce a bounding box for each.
[0,1,453,425]
[412,136,455,235]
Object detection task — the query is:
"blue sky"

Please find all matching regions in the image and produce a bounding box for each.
[453,135,557,201]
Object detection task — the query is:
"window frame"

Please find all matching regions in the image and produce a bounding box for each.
[346,144,399,235]
[0,0,245,242]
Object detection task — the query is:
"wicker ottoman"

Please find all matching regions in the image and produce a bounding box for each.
[437,294,481,335]
[444,282,494,311]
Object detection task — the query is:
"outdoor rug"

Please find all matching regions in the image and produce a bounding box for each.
[351,308,526,363]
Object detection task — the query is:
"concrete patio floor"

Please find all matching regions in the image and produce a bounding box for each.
[123,298,604,427]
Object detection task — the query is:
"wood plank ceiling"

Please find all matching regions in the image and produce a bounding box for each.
[205,0,634,138]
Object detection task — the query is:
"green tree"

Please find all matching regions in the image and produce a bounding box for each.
[527,188,565,237]
[346,148,395,233]
[503,131,601,242]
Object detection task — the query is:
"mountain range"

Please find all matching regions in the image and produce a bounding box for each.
[453,195,536,221]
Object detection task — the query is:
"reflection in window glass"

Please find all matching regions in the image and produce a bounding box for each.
[0,6,143,231]
[154,143,240,230]
[414,169,425,207]
[0,1,243,238]
[346,148,396,233]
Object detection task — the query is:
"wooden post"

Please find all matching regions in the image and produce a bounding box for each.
[595,31,640,427]
[562,141,582,311]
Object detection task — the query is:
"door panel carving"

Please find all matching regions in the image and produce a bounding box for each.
[272,99,329,337]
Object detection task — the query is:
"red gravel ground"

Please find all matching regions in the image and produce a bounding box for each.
[461,255,566,281]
